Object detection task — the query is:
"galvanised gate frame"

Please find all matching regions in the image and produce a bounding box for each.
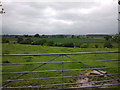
[1,51,120,89]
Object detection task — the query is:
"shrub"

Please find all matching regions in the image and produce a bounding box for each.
[17,37,23,43]
[74,43,81,48]
[34,34,40,37]
[17,37,32,44]
[31,40,47,45]
[46,41,54,46]
[94,44,98,48]
[2,60,10,63]
[20,40,31,44]
[54,43,63,47]
[62,42,74,47]
[2,38,9,43]
[104,42,113,48]
[80,44,89,48]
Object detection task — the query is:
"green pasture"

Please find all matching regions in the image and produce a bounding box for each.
[32,37,106,43]
[3,37,107,43]
[2,43,119,88]
[3,37,119,48]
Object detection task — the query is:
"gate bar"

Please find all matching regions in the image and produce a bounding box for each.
[2,67,120,74]
[1,59,120,66]
[1,51,119,56]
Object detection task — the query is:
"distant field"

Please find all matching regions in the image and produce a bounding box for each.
[3,37,107,43]
[33,37,106,43]
[2,43,119,88]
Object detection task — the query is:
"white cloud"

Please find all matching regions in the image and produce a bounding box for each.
[66,7,98,15]
[2,0,118,35]
[43,7,58,17]
[48,18,74,25]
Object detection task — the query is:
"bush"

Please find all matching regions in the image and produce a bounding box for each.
[20,40,31,44]
[46,41,54,46]
[104,42,113,48]
[74,43,81,48]
[34,34,40,37]
[2,38,9,43]
[31,40,47,45]
[94,44,98,48]
[18,38,32,44]
[17,37,23,43]
[54,43,63,47]
[80,44,89,48]
[2,60,10,63]
[62,42,74,47]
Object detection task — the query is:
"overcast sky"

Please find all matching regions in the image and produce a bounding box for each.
[2,0,118,35]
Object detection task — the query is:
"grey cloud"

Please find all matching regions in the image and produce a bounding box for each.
[2,0,118,35]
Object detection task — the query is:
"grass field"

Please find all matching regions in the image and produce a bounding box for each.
[32,37,107,43]
[3,36,119,48]
[2,43,119,88]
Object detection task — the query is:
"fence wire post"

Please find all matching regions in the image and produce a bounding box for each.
[61,55,64,89]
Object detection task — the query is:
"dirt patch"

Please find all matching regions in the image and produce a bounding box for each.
[69,70,119,88]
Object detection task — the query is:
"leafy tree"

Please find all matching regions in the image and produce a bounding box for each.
[0,1,5,14]
[17,37,32,44]
[23,35,29,37]
[94,44,98,48]
[2,38,9,43]
[32,40,47,45]
[34,34,40,37]
[71,35,74,38]
[104,42,113,48]
[80,43,89,48]
[119,0,120,5]
[17,37,23,43]
[74,43,81,48]
[19,38,32,44]
[46,41,54,46]
[104,35,112,41]
[62,42,74,47]
[112,33,120,43]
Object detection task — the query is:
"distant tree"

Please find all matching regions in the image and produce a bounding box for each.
[74,43,81,48]
[19,38,32,44]
[17,37,23,43]
[94,44,98,48]
[80,43,89,48]
[104,42,113,48]
[46,41,54,46]
[15,36,18,38]
[62,42,74,47]
[0,1,5,14]
[112,33,120,43]
[77,36,80,38]
[2,38,9,43]
[23,35,29,37]
[71,35,74,38]
[17,37,32,44]
[34,34,40,37]
[32,40,47,45]
[104,35,112,41]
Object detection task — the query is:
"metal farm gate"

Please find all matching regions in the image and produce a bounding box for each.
[1,51,120,89]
